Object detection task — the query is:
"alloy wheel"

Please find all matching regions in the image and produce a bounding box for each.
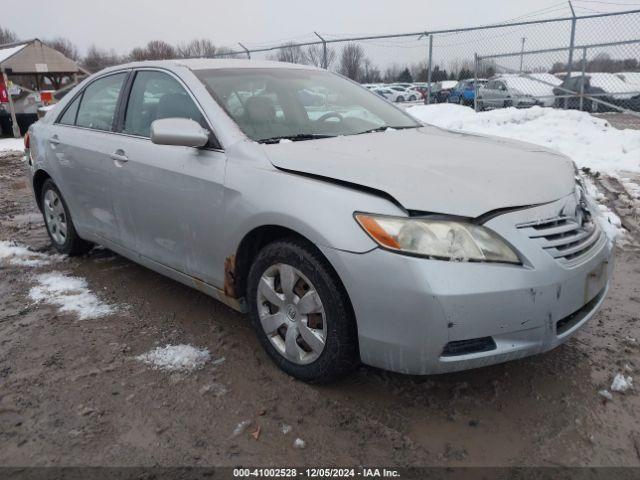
[257,263,327,365]
[43,189,67,245]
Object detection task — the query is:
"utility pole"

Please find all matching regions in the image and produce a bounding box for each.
[519,37,526,73]
[1,68,20,138]
[426,34,433,104]
[314,32,327,69]
[565,0,577,109]
[238,43,251,60]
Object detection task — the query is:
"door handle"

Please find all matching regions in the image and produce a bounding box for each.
[110,149,128,163]
[49,135,60,145]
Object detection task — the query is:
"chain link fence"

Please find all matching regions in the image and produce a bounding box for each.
[210,9,640,116]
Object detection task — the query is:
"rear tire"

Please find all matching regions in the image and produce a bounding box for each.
[396,96,404,103]
[41,179,92,256]
[247,239,359,383]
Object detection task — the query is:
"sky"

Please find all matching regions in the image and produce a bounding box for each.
[3,0,639,71]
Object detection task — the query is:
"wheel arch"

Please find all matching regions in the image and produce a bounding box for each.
[227,225,356,324]
[32,169,53,211]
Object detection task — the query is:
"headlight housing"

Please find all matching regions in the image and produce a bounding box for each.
[355,213,520,264]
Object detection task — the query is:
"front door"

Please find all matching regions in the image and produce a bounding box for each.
[110,70,228,286]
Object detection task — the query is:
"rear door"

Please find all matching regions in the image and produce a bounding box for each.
[110,69,228,285]
[46,71,129,243]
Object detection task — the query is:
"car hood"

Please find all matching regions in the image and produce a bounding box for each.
[261,126,575,218]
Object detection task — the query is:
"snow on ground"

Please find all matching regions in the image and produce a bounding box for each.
[29,271,118,320]
[407,104,640,174]
[135,344,211,372]
[611,373,633,393]
[582,177,626,240]
[0,240,65,267]
[0,137,24,153]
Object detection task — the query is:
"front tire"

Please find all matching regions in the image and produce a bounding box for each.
[41,179,91,255]
[247,239,359,383]
[396,96,404,103]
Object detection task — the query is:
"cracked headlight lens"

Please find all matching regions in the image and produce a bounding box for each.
[355,213,520,264]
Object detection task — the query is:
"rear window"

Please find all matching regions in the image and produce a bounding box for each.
[58,94,82,125]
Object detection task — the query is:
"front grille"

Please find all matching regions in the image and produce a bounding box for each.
[442,337,497,357]
[517,215,603,265]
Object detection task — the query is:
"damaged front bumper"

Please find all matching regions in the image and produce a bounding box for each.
[320,197,615,375]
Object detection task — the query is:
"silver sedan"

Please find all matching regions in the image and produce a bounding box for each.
[25,59,614,382]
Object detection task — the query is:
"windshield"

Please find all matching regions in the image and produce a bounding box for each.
[194,68,420,143]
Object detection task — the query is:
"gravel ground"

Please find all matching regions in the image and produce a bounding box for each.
[1,151,639,467]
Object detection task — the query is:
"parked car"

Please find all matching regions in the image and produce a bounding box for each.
[448,79,487,106]
[26,59,614,382]
[406,86,424,101]
[553,73,640,112]
[430,80,458,103]
[387,86,417,102]
[477,78,540,110]
[373,87,406,102]
[617,72,640,89]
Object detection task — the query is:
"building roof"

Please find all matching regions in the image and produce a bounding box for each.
[0,39,85,74]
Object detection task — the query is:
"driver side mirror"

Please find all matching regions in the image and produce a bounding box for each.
[150,118,210,148]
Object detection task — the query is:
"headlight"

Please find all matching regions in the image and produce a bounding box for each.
[355,213,520,264]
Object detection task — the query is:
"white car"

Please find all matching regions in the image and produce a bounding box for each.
[374,87,408,103]
[388,86,419,102]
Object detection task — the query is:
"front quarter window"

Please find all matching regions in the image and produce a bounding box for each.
[194,68,420,143]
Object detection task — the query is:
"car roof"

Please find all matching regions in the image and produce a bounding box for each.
[105,58,320,72]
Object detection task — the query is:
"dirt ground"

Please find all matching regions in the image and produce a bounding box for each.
[1,151,639,468]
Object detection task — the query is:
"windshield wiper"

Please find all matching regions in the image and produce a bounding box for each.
[258,133,336,144]
[355,125,421,135]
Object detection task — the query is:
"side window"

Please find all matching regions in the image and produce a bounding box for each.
[76,73,127,131]
[57,94,82,125]
[124,71,206,138]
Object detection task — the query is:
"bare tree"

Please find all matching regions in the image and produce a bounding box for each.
[129,40,176,61]
[82,45,122,73]
[177,38,217,58]
[270,42,307,64]
[339,43,365,81]
[383,64,401,83]
[305,44,336,69]
[360,58,381,83]
[214,46,243,59]
[0,26,19,45]
[45,37,79,60]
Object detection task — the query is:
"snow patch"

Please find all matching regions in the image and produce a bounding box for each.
[0,240,64,267]
[293,438,306,449]
[0,137,25,154]
[611,373,633,393]
[135,344,211,372]
[598,389,613,401]
[29,271,117,320]
[582,177,626,241]
[407,104,640,174]
[232,419,252,436]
